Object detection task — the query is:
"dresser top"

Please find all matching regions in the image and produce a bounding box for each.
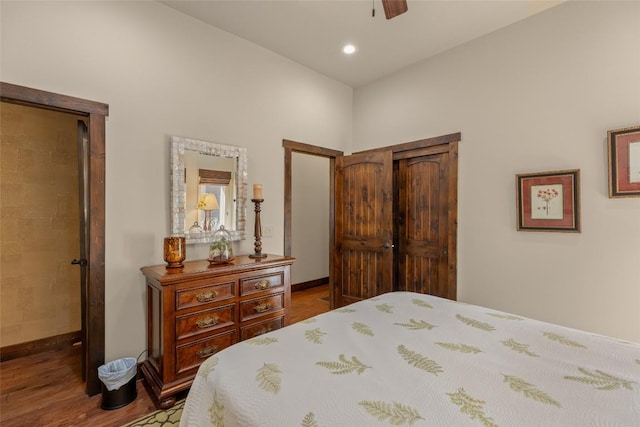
[141,254,294,285]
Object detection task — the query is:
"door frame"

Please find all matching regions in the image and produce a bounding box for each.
[1,82,108,396]
[282,140,343,306]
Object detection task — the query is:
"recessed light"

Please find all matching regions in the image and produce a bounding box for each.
[342,44,357,55]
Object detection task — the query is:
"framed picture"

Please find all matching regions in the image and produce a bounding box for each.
[516,169,581,232]
[608,125,640,198]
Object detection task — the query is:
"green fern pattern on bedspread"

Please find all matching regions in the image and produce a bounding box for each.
[256,363,282,394]
[316,354,371,375]
[447,387,497,427]
[397,345,443,375]
[503,375,561,407]
[352,322,374,336]
[543,332,587,349]
[197,356,218,378]
[246,336,278,345]
[358,400,424,425]
[456,314,495,332]
[394,319,435,330]
[376,303,394,313]
[305,328,327,344]
[300,412,318,427]
[208,391,224,427]
[501,338,539,357]
[411,298,433,309]
[435,342,482,354]
[334,308,356,313]
[564,367,636,391]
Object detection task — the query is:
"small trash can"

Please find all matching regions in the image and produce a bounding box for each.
[98,357,137,410]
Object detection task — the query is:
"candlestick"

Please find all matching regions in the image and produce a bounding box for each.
[253,184,263,200]
[249,198,267,258]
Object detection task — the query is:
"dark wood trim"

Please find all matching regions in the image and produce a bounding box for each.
[283,139,343,158]
[0,331,82,362]
[447,141,459,300]
[1,81,108,396]
[0,82,108,116]
[86,112,106,396]
[283,145,293,257]
[291,276,330,293]
[355,132,461,155]
[283,139,342,309]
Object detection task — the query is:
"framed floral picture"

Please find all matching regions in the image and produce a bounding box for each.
[608,125,640,198]
[516,169,581,232]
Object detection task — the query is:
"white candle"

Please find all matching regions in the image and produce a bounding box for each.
[253,184,263,199]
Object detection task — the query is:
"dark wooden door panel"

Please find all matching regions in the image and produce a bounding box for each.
[334,151,393,307]
[397,153,450,298]
[337,250,386,304]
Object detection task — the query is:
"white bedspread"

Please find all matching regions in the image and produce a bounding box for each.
[180,291,640,426]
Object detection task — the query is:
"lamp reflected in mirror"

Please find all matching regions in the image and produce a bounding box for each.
[198,193,219,231]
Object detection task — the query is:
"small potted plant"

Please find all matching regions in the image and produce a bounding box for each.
[208,226,234,264]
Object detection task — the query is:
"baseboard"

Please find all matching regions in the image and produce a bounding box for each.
[292,277,329,293]
[0,330,82,362]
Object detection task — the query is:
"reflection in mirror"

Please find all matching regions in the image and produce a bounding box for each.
[170,136,247,244]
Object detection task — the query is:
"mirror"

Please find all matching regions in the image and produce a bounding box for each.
[170,135,247,244]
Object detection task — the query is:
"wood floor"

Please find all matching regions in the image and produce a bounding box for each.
[0,285,329,426]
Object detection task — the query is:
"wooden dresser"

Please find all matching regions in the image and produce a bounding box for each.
[140,254,294,408]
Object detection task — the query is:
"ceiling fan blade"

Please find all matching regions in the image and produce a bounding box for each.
[382,0,408,19]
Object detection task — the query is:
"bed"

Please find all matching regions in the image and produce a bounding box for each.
[180,291,640,426]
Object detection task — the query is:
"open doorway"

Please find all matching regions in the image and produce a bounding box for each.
[0,82,107,396]
[283,140,342,309]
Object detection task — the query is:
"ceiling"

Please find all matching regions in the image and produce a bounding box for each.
[160,0,563,88]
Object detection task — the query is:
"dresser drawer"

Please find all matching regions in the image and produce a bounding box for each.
[240,272,283,297]
[241,316,284,340]
[240,293,284,322]
[175,304,235,341]
[175,330,237,376]
[176,280,235,310]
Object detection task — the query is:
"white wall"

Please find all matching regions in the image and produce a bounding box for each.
[353,1,640,342]
[1,1,352,360]
[291,152,330,285]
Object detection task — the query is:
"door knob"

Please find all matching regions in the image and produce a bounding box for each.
[71,259,88,266]
[383,242,394,249]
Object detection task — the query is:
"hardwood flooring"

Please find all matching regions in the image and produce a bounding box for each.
[0,285,329,426]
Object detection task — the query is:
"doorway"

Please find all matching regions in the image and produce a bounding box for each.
[0,82,108,396]
[283,140,343,308]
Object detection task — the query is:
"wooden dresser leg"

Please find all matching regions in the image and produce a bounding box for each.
[159,396,176,409]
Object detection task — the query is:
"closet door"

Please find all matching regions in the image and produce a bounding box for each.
[396,146,456,300]
[334,151,393,307]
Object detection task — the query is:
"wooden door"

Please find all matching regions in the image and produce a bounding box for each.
[396,146,456,300]
[334,151,393,307]
[76,120,89,382]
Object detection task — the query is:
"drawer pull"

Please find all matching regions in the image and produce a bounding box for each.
[196,290,218,303]
[254,279,271,290]
[196,316,219,329]
[254,302,270,313]
[196,345,218,359]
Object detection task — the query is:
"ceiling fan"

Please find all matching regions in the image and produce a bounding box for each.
[381,0,408,19]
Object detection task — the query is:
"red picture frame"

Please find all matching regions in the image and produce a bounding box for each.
[608,125,640,198]
[516,169,581,232]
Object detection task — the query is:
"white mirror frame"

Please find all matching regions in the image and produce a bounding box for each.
[170,135,247,244]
